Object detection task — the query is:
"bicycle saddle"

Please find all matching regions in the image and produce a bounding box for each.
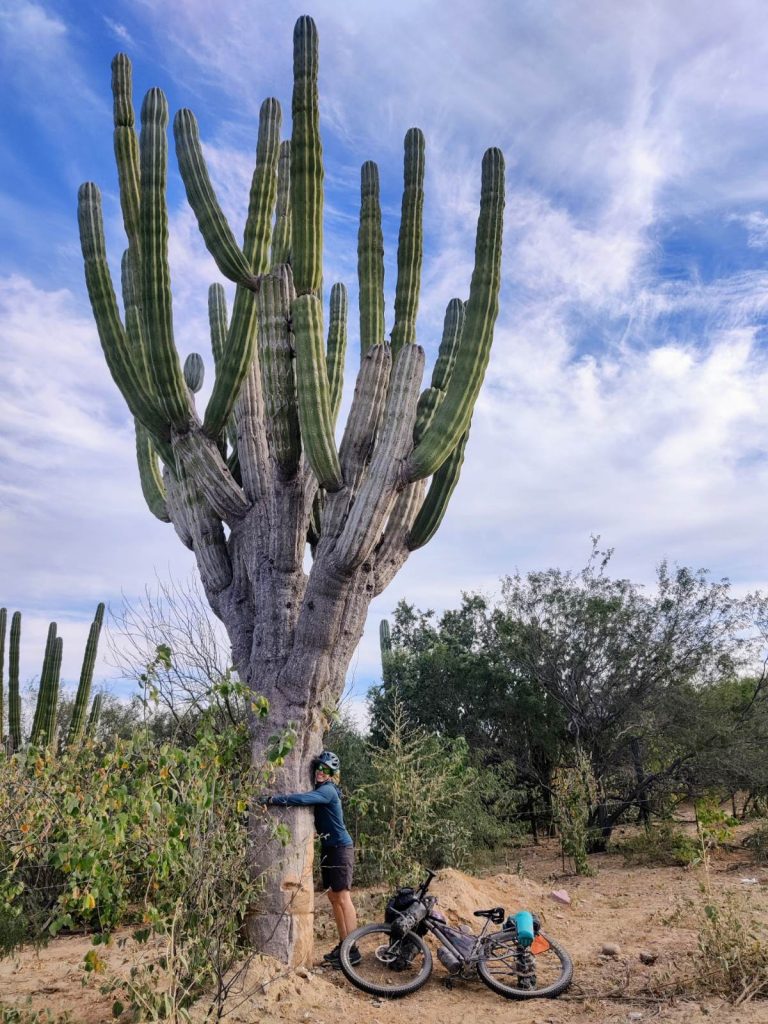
[473,907,505,924]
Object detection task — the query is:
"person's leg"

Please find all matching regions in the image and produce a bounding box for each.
[335,888,357,937]
[326,889,349,939]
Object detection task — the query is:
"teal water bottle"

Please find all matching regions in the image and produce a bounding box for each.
[513,910,535,947]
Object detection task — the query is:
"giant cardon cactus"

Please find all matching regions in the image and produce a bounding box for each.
[0,605,105,751]
[77,16,504,964]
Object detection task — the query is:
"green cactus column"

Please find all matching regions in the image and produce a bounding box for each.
[0,607,6,743]
[8,612,21,752]
[67,603,106,745]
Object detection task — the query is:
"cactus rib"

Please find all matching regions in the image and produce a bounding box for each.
[358,161,385,355]
[293,294,343,491]
[291,15,323,296]
[390,128,425,363]
[406,148,505,481]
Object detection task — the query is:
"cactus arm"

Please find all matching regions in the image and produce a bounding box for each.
[257,265,301,478]
[413,387,444,445]
[184,353,205,393]
[78,184,169,439]
[406,148,504,481]
[176,465,233,594]
[39,637,62,748]
[271,140,292,268]
[163,465,194,549]
[173,108,261,289]
[333,344,424,572]
[202,284,258,439]
[358,162,385,356]
[326,282,348,425]
[408,426,469,550]
[389,129,425,363]
[111,54,141,259]
[293,294,343,491]
[243,98,282,273]
[0,607,5,741]
[431,298,465,391]
[140,89,190,428]
[321,343,390,540]
[172,427,249,523]
[30,623,57,746]
[379,618,391,654]
[136,421,171,522]
[67,604,105,746]
[8,612,21,751]
[208,283,228,368]
[121,249,150,385]
[291,16,323,296]
[85,693,103,739]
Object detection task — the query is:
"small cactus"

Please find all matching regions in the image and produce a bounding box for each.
[0,605,105,751]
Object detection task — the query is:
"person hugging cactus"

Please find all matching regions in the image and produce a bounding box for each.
[261,750,360,967]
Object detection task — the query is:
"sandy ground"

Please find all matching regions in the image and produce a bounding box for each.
[2,832,767,1024]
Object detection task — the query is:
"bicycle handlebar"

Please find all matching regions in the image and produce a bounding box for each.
[416,869,437,898]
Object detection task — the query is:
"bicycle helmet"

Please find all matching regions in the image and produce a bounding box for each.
[314,750,340,773]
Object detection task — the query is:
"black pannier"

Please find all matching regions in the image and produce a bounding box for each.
[385,886,428,936]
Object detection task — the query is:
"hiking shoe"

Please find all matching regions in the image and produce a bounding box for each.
[322,944,341,966]
[322,943,361,968]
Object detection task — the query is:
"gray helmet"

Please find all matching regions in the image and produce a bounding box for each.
[314,750,340,773]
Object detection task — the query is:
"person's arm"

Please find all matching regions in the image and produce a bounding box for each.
[268,785,334,807]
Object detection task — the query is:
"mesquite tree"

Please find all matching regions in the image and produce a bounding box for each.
[77,16,504,963]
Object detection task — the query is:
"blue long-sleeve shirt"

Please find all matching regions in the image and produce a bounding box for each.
[269,781,353,848]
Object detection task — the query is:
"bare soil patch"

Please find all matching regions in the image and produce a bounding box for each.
[2,834,767,1024]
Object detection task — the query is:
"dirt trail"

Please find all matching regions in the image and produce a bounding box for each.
[2,837,767,1024]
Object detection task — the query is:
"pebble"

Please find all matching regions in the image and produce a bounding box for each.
[639,950,657,965]
[550,889,571,906]
[628,1014,644,1022]
[600,942,621,957]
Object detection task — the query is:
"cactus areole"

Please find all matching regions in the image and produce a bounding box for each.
[78,17,504,965]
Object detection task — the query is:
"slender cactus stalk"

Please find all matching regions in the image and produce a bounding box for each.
[358,161,384,355]
[8,612,21,752]
[390,128,425,363]
[67,604,105,745]
[0,607,6,742]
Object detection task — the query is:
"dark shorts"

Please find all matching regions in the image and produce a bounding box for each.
[320,844,354,892]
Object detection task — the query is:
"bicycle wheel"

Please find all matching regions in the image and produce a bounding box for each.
[478,930,573,999]
[339,923,433,998]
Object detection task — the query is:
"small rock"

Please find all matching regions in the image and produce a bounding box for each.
[601,942,621,957]
[550,889,571,906]
[628,1014,644,1022]
[639,950,657,965]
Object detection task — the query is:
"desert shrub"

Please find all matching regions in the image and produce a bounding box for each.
[612,822,699,867]
[552,748,598,875]
[0,716,255,954]
[348,694,508,884]
[692,891,768,1003]
[743,821,768,865]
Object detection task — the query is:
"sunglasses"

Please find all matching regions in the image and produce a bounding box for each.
[315,764,335,774]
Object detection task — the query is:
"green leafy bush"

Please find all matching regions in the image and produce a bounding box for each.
[743,821,768,865]
[611,822,699,867]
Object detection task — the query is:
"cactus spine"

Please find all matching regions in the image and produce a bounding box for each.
[78,18,505,962]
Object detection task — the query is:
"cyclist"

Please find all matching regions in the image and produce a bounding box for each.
[262,750,359,968]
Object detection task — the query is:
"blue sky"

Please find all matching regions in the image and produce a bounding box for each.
[3,0,768,721]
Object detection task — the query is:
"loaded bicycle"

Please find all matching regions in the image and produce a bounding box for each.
[339,869,573,1000]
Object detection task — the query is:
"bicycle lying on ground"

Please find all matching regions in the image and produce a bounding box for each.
[339,869,573,1000]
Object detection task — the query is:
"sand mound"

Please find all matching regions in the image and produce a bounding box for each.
[427,867,547,927]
